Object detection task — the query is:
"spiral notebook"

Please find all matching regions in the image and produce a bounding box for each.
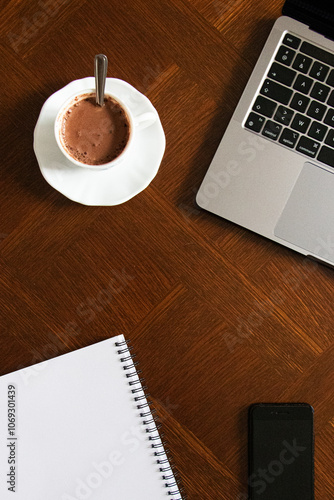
[0,335,182,499]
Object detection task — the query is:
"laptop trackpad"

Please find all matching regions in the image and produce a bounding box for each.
[274,162,334,264]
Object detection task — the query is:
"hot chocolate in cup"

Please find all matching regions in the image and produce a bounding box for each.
[55,89,156,170]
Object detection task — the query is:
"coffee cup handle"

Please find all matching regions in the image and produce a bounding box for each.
[134,112,157,131]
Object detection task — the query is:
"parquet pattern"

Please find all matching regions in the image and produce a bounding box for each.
[0,0,333,498]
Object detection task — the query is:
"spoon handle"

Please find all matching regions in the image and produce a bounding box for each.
[95,54,108,106]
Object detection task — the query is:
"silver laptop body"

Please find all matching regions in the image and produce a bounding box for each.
[197,13,334,266]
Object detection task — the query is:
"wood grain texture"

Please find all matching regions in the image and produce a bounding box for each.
[0,0,333,498]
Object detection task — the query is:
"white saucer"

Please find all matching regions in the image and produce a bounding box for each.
[33,78,166,206]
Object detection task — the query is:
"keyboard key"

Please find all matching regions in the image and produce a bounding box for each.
[252,95,277,117]
[317,145,334,168]
[292,53,312,73]
[310,82,331,102]
[275,45,296,66]
[306,100,327,120]
[245,112,266,132]
[309,61,330,82]
[279,128,299,148]
[327,69,334,87]
[282,33,301,49]
[300,41,334,68]
[327,90,334,107]
[293,74,313,94]
[262,120,282,140]
[296,136,321,158]
[260,79,293,105]
[290,93,310,113]
[308,122,328,141]
[324,108,334,127]
[291,113,311,133]
[274,105,294,125]
[267,62,296,86]
[324,129,334,148]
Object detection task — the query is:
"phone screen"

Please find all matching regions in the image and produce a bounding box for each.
[248,404,314,500]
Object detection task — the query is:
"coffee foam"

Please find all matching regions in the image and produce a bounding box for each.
[59,93,131,165]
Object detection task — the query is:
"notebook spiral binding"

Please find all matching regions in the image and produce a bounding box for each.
[115,339,186,499]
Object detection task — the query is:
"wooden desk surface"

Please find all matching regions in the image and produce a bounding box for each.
[1,0,333,498]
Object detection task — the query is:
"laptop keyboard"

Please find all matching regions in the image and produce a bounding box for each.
[244,32,334,168]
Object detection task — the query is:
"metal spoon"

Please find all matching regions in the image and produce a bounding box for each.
[94,54,108,106]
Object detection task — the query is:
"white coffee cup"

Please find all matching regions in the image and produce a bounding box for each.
[54,89,156,170]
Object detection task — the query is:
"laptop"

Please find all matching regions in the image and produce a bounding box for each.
[196,0,334,266]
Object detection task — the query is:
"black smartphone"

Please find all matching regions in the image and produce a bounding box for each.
[248,403,314,500]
